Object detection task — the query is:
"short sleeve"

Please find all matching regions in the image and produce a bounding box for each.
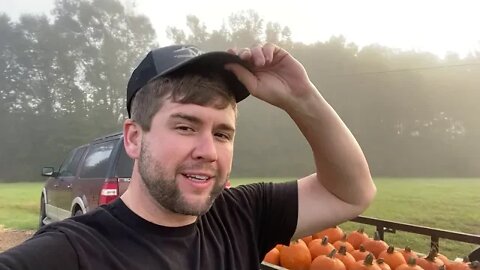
[0,231,79,270]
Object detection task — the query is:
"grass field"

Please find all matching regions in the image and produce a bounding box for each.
[0,182,43,230]
[0,178,479,259]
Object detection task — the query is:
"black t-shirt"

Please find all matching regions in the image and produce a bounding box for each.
[0,181,298,270]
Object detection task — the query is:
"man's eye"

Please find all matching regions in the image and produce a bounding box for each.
[176,126,194,132]
[215,132,231,141]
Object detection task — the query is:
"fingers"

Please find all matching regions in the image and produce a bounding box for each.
[231,43,278,67]
[224,63,257,93]
[250,45,265,66]
[224,43,282,95]
[262,43,276,64]
[238,48,252,61]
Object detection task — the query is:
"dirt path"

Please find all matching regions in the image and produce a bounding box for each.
[0,225,35,252]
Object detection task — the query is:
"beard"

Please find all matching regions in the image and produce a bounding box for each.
[138,139,226,216]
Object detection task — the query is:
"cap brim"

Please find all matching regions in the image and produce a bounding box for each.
[150,51,251,102]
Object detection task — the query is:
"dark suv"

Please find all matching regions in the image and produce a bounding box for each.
[39,132,133,227]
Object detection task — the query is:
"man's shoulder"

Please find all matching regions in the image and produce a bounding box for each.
[206,180,297,218]
[212,182,265,206]
[217,181,297,202]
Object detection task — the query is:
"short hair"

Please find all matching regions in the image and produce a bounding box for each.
[130,71,237,131]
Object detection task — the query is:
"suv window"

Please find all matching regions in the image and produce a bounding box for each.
[58,146,87,177]
[79,140,116,178]
[115,145,134,178]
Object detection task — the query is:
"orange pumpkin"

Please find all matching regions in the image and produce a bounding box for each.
[279,239,311,270]
[436,253,450,267]
[313,226,345,244]
[301,235,313,246]
[447,257,471,270]
[309,236,335,260]
[275,244,285,253]
[334,233,355,253]
[448,262,470,270]
[350,253,382,270]
[396,257,425,270]
[400,246,419,262]
[311,249,346,270]
[351,245,372,261]
[416,249,444,270]
[347,228,370,249]
[376,258,391,270]
[378,245,406,270]
[263,247,280,265]
[362,231,388,258]
[335,245,357,270]
[468,261,480,270]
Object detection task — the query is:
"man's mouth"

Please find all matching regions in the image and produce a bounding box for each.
[182,174,211,182]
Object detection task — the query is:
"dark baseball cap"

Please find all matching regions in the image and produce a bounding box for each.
[126,44,251,117]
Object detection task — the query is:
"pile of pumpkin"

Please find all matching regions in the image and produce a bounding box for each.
[263,226,479,270]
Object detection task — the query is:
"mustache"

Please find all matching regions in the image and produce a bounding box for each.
[177,162,217,174]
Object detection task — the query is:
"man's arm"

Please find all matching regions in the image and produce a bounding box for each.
[225,43,376,239]
[287,89,375,239]
[0,232,79,270]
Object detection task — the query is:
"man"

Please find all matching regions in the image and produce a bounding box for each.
[0,43,376,269]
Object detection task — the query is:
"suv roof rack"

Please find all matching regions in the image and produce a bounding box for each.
[91,131,123,142]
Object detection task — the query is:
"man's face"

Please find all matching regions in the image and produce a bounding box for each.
[138,100,236,216]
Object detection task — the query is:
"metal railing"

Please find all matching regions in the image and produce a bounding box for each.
[350,216,480,250]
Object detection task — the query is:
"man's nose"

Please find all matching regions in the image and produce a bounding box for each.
[192,133,218,162]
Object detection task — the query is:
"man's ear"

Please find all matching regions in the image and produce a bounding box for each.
[123,119,142,159]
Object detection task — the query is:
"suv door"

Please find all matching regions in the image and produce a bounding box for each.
[55,145,87,220]
[48,146,86,221]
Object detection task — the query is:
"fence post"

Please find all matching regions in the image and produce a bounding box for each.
[377,225,385,240]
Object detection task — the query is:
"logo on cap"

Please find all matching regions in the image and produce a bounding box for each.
[173,46,203,59]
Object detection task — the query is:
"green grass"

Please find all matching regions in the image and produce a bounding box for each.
[1,178,479,259]
[0,182,43,230]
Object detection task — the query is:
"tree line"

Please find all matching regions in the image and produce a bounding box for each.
[1,0,479,181]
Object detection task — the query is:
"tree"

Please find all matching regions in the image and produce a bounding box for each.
[51,0,157,125]
[0,0,158,181]
[265,22,292,48]
[166,10,292,51]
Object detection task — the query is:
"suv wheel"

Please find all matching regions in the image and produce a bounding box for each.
[39,195,46,228]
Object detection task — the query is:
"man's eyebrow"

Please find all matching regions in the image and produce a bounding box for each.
[170,113,202,125]
[169,113,236,133]
[216,123,236,134]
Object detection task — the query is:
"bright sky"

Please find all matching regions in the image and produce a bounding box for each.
[2,0,480,58]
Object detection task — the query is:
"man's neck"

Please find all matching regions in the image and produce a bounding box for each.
[120,175,197,227]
